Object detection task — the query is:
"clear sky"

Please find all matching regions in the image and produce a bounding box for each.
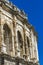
[9,0,42,65]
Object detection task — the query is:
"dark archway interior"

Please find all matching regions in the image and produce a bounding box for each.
[17,31,23,48]
[3,24,12,54]
[17,31,23,57]
[27,37,30,47]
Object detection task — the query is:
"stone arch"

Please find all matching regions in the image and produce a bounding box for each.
[17,30,23,57]
[3,23,13,54]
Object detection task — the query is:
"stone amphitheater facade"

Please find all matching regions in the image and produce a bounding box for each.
[0,0,39,65]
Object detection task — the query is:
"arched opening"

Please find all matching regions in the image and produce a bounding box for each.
[27,37,30,47]
[3,24,12,54]
[17,31,23,57]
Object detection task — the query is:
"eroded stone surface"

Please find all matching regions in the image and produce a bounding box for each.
[0,0,39,65]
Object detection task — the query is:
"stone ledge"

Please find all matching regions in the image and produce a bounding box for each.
[0,53,38,65]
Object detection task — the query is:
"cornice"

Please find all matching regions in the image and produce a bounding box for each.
[0,53,37,65]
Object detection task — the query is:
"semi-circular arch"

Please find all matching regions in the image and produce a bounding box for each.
[3,23,13,54]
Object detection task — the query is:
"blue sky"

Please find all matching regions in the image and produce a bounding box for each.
[9,0,43,65]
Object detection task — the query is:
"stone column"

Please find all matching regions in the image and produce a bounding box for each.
[35,36,39,62]
[0,15,1,52]
[27,33,32,61]
[30,42,33,60]
[30,30,35,60]
[22,27,25,56]
[11,25,15,56]
[23,26,26,59]
[23,25,28,60]
[11,16,17,57]
[13,16,19,57]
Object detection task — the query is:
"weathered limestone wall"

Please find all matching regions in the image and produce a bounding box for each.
[0,1,39,64]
